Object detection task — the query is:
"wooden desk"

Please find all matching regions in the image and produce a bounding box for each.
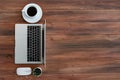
[0,0,120,80]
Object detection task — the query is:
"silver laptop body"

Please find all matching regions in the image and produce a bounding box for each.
[15,23,46,64]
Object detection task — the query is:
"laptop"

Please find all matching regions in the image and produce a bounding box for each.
[15,23,46,64]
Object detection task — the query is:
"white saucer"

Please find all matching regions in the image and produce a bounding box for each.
[22,3,43,23]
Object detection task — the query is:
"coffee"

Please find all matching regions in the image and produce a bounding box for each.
[27,6,37,17]
[33,67,42,77]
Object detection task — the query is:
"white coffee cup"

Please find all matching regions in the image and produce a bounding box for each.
[22,3,43,23]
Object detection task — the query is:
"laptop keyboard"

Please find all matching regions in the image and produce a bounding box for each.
[27,26,41,62]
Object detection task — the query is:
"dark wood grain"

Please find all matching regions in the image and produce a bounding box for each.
[0,0,120,80]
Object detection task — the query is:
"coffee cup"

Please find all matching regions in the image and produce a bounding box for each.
[33,67,42,77]
[22,3,43,23]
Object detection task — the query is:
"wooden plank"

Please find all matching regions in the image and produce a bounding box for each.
[0,10,120,23]
[1,22,120,36]
[0,74,120,80]
[0,0,120,11]
[1,34,120,49]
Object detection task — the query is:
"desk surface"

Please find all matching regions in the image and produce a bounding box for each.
[0,0,120,80]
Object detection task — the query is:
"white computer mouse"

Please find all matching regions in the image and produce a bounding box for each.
[16,67,32,76]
